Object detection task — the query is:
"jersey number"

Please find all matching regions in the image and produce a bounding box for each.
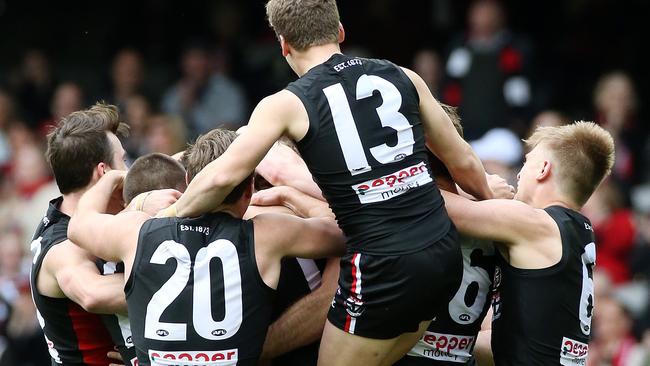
[144,239,243,341]
[448,247,494,325]
[323,74,415,175]
[579,242,596,336]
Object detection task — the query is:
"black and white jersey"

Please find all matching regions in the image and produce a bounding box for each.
[288,53,451,255]
[29,197,116,366]
[125,213,275,366]
[271,258,326,366]
[398,236,495,365]
[96,259,137,366]
[491,206,595,365]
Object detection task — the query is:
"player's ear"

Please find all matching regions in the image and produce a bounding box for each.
[90,162,107,185]
[537,160,551,182]
[279,35,290,57]
[338,22,345,44]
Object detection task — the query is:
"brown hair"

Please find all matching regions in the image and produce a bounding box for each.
[266,0,340,51]
[524,121,615,206]
[183,129,253,204]
[123,153,187,204]
[427,104,464,182]
[46,102,128,194]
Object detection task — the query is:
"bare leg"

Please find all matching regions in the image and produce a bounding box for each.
[317,320,430,366]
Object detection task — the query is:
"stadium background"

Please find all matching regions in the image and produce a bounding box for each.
[1,0,649,364]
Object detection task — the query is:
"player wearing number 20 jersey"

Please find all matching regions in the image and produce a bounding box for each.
[126,214,274,366]
[491,206,596,366]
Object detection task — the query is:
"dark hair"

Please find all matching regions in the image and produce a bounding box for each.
[46,102,128,194]
[123,153,187,203]
[183,128,252,204]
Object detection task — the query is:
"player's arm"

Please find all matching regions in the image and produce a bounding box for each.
[251,186,334,219]
[44,242,127,314]
[253,213,345,260]
[163,91,305,218]
[123,189,182,216]
[401,67,492,200]
[440,191,555,245]
[68,170,150,263]
[261,258,340,359]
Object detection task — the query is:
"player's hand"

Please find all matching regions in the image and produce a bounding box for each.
[251,186,289,207]
[126,189,182,216]
[107,348,124,366]
[487,173,515,199]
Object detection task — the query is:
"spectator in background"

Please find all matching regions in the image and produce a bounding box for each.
[123,95,152,159]
[8,50,55,128]
[593,71,642,185]
[146,114,187,156]
[161,41,247,138]
[526,110,569,137]
[630,184,650,281]
[412,49,442,96]
[588,296,648,366]
[442,0,534,140]
[38,82,84,135]
[470,127,522,184]
[583,180,636,284]
[106,49,146,112]
[0,90,17,168]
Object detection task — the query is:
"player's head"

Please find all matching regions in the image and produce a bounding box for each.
[46,102,128,194]
[183,129,254,211]
[122,153,187,204]
[427,104,463,191]
[515,121,615,207]
[266,0,344,72]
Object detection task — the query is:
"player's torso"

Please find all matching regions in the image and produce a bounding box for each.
[288,53,450,255]
[29,198,115,366]
[125,213,275,366]
[270,257,326,366]
[491,206,595,365]
[95,259,138,366]
[398,237,495,366]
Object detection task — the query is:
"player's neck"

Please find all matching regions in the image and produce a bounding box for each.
[291,43,342,77]
[530,189,579,212]
[60,190,87,217]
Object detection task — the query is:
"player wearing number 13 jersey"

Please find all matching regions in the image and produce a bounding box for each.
[439,122,615,365]
[67,132,345,366]
[162,1,493,365]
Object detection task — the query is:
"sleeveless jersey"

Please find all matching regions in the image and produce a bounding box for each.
[125,213,275,366]
[288,53,451,255]
[271,257,326,366]
[29,197,115,366]
[401,236,495,365]
[491,206,595,365]
[96,259,137,366]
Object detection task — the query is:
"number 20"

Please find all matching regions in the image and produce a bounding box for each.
[144,239,243,341]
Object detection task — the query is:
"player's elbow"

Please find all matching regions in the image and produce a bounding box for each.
[78,293,104,313]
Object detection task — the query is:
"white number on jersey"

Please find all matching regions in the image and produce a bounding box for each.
[579,242,596,336]
[144,239,243,341]
[448,241,495,325]
[323,74,415,175]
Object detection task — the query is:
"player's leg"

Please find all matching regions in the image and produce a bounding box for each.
[318,319,430,366]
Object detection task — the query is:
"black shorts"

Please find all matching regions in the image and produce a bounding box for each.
[327,228,462,339]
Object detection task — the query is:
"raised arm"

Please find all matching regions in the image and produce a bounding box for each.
[251,186,334,219]
[68,170,149,263]
[165,91,308,218]
[401,67,492,200]
[440,191,555,245]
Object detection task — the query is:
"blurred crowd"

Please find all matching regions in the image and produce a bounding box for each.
[0,1,649,365]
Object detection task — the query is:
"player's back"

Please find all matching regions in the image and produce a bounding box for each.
[491,206,595,365]
[126,212,275,366]
[287,53,451,255]
[30,198,115,366]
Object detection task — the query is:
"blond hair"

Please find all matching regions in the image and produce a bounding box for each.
[524,121,615,206]
[266,0,340,51]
